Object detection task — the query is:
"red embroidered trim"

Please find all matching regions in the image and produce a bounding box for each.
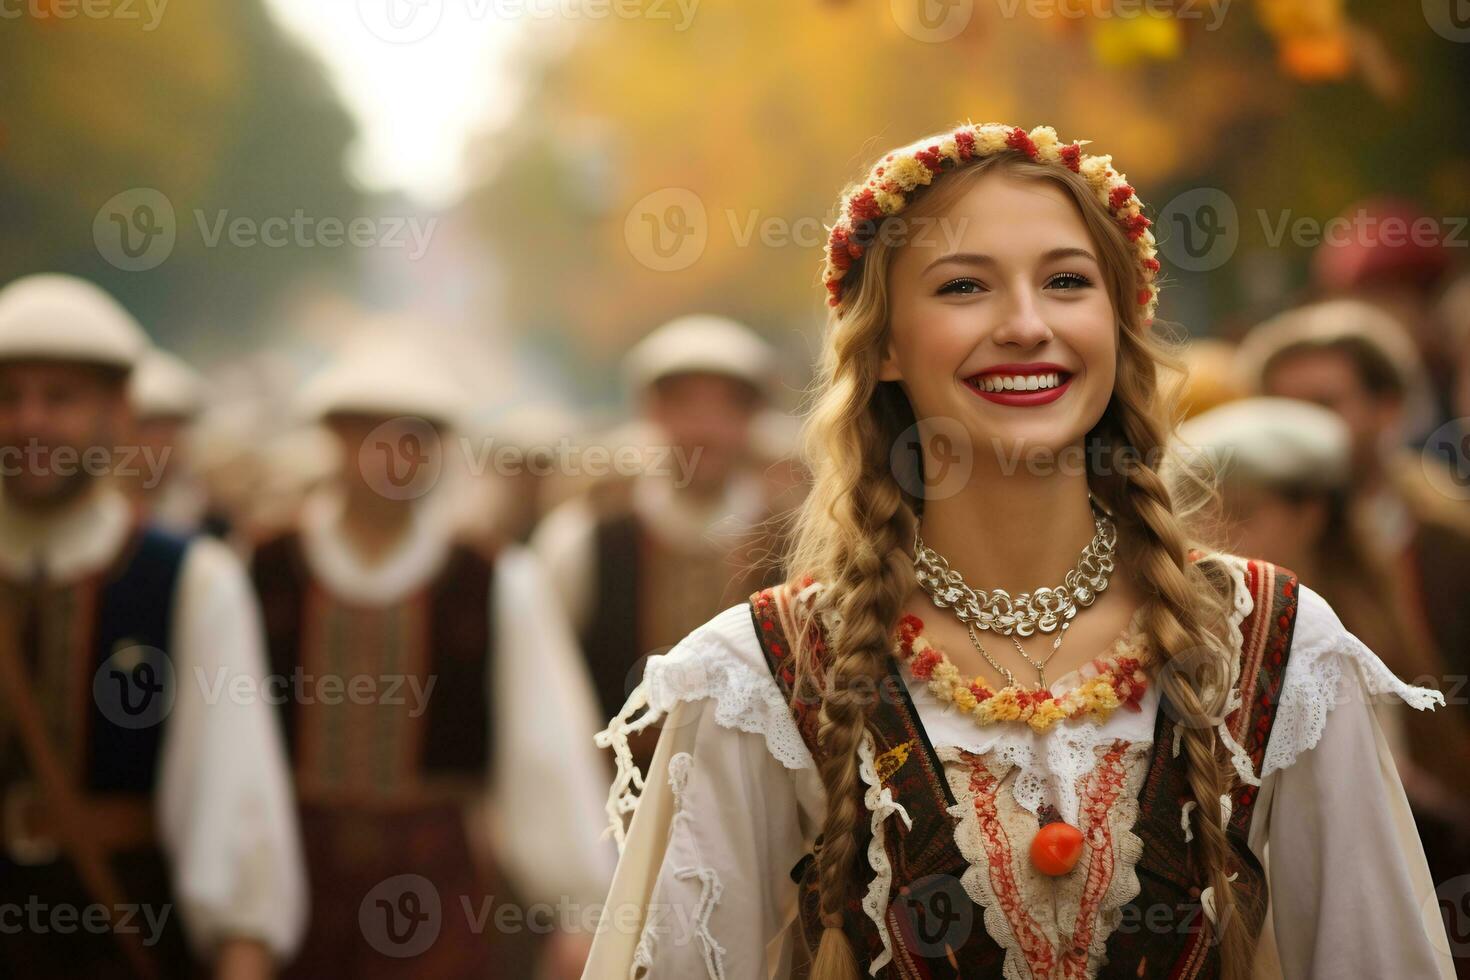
[1066,740,1134,978]
[962,753,1057,976]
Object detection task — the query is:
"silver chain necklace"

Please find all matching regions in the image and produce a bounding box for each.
[912,496,1117,640]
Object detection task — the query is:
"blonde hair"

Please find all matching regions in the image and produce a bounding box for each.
[782,150,1260,980]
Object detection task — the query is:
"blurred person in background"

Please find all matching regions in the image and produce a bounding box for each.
[1429,270,1470,481]
[1173,396,1470,889]
[532,314,803,754]
[471,403,587,547]
[0,274,306,979]
[1239,298,1470,687]
[126,348,210,536]
[1311,196,1456,433]
[1158,337,1247,423]
[249,330,612,980]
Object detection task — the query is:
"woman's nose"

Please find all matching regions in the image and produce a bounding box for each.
[990,286,1053,348]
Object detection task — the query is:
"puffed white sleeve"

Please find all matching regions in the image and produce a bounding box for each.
[583,602,823,980]
[1249,583,1456,980]
[156,536,308,960]
[489,544,618,913]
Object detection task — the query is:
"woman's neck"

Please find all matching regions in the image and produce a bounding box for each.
[915,466,1098,594]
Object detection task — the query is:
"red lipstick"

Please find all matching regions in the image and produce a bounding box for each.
[964,362,1074,407]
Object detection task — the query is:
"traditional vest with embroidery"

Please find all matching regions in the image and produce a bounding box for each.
[582,492,784,725]
[0,524,195,978]
[250,531,498,802]
[0,525,187,793]
[748,558,1300,979]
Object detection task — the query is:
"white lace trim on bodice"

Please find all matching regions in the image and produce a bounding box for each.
[857,731,913,975]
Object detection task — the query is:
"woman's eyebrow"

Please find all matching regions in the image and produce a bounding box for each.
[922,246,1099,274]
[917,251,999,274]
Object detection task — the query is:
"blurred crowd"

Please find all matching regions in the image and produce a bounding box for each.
[1,192,1468,979]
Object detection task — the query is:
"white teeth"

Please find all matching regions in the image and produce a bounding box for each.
[975,372,1062,393]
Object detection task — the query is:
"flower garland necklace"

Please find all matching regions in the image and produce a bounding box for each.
[895,613,1151,733]
[901,499,1150,732]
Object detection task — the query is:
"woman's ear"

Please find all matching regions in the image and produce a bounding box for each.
[877,340,902,382]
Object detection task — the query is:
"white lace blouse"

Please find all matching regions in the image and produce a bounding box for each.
[582,555,1458,980]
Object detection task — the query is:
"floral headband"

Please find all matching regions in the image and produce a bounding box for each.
[822,123,1160,324]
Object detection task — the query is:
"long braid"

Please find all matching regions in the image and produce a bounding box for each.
[786,302,915,980]
[1096,337,1260,980]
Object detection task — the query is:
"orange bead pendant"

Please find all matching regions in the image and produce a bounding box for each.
[1031,821,1084,876]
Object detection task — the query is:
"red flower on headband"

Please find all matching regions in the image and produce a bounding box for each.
[1143,257,1161,273]
[1006,127,1038,158]
[955,130,977,160]
[828,230,857,271]
[1059,143,1082,172]
[1109,184,1136,210]
[849,188,882,223]
[1122,213,1152,241]
[1137,288,1152,306]
[915,145,945,173]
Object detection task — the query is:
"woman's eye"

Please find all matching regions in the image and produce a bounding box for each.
[1046,272,1093,290]
[937,278,984,295]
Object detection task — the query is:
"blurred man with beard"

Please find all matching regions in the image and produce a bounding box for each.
[0,274,305,979]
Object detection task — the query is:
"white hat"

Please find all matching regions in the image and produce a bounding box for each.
[1174,397,1351,490]
[131,348,204,420]
[298,331,467,428]
[623,314,775,395]
[0,274,149,370]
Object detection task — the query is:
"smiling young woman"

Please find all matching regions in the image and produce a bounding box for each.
[585,124,1455,980]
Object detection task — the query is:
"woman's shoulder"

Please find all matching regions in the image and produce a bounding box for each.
[1243,566,1448,779]
[629,598,815,771]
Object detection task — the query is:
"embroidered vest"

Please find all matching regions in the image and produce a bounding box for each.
[250,532,497,802]
[0,524,194,978]
[0,525,188,793]
[749,558,1300,979]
